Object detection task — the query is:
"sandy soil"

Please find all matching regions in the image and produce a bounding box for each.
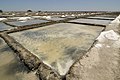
[66,31,120,80]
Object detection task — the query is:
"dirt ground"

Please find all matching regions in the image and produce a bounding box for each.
[66,23,120,80]
[66,40,120,80]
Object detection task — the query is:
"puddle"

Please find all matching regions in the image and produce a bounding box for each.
[0,38,37,80]
[9,23,104,75]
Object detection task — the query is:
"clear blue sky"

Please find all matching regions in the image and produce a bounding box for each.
[0,0,120,11]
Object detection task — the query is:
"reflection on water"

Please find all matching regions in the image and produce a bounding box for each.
[0,38,38,80]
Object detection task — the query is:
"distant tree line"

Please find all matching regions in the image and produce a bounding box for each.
[27,10,42,13]
[0,10,3,13]
[27,10,32,12]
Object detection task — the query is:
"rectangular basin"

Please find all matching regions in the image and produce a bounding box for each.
[9,23,104,75]
[69,18,111,26]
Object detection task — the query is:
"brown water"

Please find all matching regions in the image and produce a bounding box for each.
[0,38,38,80]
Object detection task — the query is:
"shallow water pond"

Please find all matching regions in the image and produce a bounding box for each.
[69,18,111,25]
[0,38,38,80]
[0,22,13,31]
[9,23,104,75]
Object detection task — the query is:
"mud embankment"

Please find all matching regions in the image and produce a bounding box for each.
[0,33,41,70]
[2,13,101,34]
[0,33,62,80]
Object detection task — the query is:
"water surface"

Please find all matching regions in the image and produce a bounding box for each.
[0,22,13,31]
[10,23,104,75]
[0,38,37,80]
[7,19,49,26]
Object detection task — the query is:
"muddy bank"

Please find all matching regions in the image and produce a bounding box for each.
[0,33,41,70]
[2,13,100,34]
[0,37,38,80]
[0,33,62,79]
